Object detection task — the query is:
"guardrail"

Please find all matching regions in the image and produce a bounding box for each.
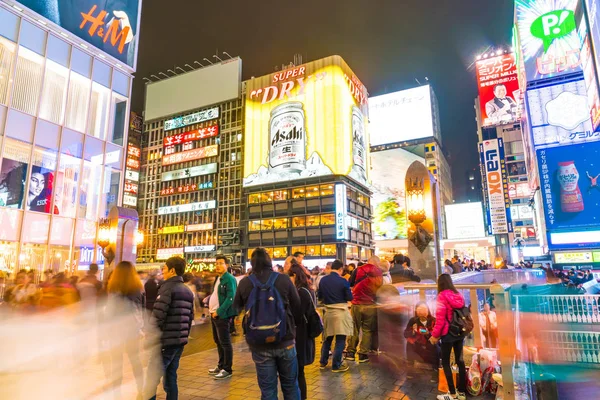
[516,294,600,324]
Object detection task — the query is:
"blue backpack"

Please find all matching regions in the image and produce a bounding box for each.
[244,272,287,345]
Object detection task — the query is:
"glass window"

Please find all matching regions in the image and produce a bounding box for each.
[5,109,35,143]
[19,20,46,56]
[0,208,22,241]
[321,213,335,225]
[79,137,103,220]
[305,245,321,257]
[292,188,305,199]
[92,59,111,87]
[70,48,91,78]
[347,245,358,259]
[88,82,111,140]
[292,216,305,228]
[100,168,120,218]
[20,243,47,273]
[109,92,127,145]
[46,35,70,67]
[306,215,320,226]
[35,119,60,150]
[305,185,320,198]
[38,60,69,124]
[291,246,305,255]
[0,7,20,42]
[321,244,336,257]
[12,46,44,115]
[260,219,273,231]
[320,184,334,196]
[65,72,91,133]
[26,146,58,213]
[22,212,50,243]
[49,216,74,246]
[272,247,287,259]
[0,37,16,106]
[248,193,260,204]
[104,143,123,170]
[0,139,30,209]
[273,190,288,201]
[259,191,273,203]
[273,218,288,230]
[248,220,261,231]
[112,70,130,97]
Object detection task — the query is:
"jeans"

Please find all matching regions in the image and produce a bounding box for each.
[251,346,300,400]
[441,338,466,394]
[211,317,233,373]
[146,345,185,400]
[346,305,377,355]
[320,335,346,369]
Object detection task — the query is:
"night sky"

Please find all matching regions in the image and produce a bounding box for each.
[132,0,515,201]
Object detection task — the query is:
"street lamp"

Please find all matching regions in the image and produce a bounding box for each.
[97,218,115,266]
[406,177,432,253]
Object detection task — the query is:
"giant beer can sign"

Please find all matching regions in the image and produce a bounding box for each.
[269,102,306,173]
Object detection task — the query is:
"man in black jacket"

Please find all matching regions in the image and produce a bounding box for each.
[146,257,194,400]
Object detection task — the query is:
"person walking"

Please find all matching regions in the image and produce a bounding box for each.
[318,259,353,372]
[208,255,238,380]
[233,248,302,400]
[287,260,316,400]
[105,261,145,399]
[429,274,467,400]
[77,263,102,306]
[144,270,160,313]
[345,256,383,363]
[145,257,194,400]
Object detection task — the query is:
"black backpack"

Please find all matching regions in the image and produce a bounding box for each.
[448,306,474,338]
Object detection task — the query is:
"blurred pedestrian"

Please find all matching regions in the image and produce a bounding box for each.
[77,263,102,307]
[380,260,392,284]
[144,270,160,313]
[479,303,498,348]
[4,269,41,311]
[39,272,78,309]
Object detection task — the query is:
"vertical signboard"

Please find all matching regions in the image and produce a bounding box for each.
[123,144,140,208]
[479,139,513,234]
[335,184,348,240]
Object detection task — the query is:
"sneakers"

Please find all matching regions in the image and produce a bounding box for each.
[344,353,355,361]
[332,363,350,373]
[208,367,221,375]
[436,394,458,400]
[319,363,327,370]
[457,392,466,400]
[357,354,370,363]
[214,370,232,380]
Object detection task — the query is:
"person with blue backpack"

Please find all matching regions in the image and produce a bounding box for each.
[233,248,303,400]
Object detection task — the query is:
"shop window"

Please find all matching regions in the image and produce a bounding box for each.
[305,185,320,198]
[248,193,260,204]
[292,216,306,228]
[321,213,335,225]
[248,220,261,231]
[321,244,336,257]
[110,92,128,146]
[272,247,287,259]
[20,243,48,274]
[0,240,18,274]
[79,137,104,220]
[259,191,273,203]
[12,46,44,115]
[101,168,120,217]
[291,246,306,255]
[273,218,288,230]
[54,129,82,218]
[49,216,74,246]
[0,139,31,209]
[27,146,58,213]
[305,245,321,257]
[38,60,69,124]
[88,82,111,140]
[306,215,320,227]
[260,219,273,231]
[347,245,358,259]
[0,36,16,106]
[65,72,91,133]
[292,188,305,199]
[320,184,334,196]
[22,212,50,244]
[273,190,288,201]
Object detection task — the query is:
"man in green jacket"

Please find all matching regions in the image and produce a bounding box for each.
[208,255,238,379]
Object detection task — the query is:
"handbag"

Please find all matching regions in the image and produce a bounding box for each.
[301,287,324,339]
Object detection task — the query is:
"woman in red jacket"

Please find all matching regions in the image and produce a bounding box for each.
[429,274,467,400]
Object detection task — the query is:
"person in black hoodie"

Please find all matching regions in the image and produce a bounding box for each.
[146,257,194,400]
[233,248,302,400]
[403,302,438,368]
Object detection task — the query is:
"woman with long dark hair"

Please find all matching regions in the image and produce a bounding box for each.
[106,261,145,399]
[430,274,467,400]
[288,260,316,400]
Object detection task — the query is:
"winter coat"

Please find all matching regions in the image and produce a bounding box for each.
[144,278,159,311]
[431,289,465,339]
[152,276,194,348]
[295,287,316,366]
[351,263,383,305]
[403,315,438,364]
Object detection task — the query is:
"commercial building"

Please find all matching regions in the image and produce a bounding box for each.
[242,56,373,267]
[138,58,243,268]
[123,111,142,210]
[0,1,141,275]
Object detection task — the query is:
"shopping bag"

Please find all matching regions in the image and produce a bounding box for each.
[438,367,458,392]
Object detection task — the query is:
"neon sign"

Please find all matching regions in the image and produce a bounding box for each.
[163,125,219,147]
[162,145,218,166]
[160,181,213,196]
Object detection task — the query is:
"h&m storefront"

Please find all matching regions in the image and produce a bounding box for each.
[0,3,139,277]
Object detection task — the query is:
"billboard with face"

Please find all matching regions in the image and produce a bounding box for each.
[19,0,142,68]
[243,56,369,187]
[475,53,521,127]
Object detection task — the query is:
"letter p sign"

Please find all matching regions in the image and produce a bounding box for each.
[530,10,576,52]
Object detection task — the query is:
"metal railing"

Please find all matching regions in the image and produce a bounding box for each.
[516,294,600,324]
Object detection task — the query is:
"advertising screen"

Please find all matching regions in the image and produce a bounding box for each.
[0,158,27,209]
[368,85,435,146]
[445,202,486,240]
[480,139,513,234]
[243,56,369,187]
[475,53,521,127]
[370,148,425,240]
[579,15,600,131]
[537,141,600,233]
[515,0,584,83]
[527,79,596,147]
[19,0,141,68]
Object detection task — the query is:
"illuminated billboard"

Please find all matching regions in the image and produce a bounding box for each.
[243,56,369,187]
[475,53,521,127]
[527,79,596,147]
[161,145,218,166]
[515,0,583,83]
[157,200,216,216]
[368,85,436,146]
[161,163,217,182]
[19,0,141,68]
[445,202,486,240]
[479,139,513,235]
[164,107,219,131]
[370,148,425,240]
[159,181,213,196]
[163,125,219,147]
[156,248,184,261]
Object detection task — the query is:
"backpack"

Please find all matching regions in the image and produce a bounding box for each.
[448,306,474,338]
[244,273,287,345]
[300,287,323,339]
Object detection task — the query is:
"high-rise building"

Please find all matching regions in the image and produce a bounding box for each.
[123,111,142,210]
[464,167,483,203]
[0,2,141,276]
[138,58,243,268]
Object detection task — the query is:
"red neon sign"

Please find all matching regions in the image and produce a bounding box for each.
[163,125,219,147]
[126,158,140,169]
[128,145,141,158]
[124,182,138,194]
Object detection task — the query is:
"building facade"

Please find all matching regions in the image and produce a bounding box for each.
[0,3,140,276]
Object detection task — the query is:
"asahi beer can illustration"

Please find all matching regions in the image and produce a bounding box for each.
[352,106,366,173]
[269,102,306,173]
